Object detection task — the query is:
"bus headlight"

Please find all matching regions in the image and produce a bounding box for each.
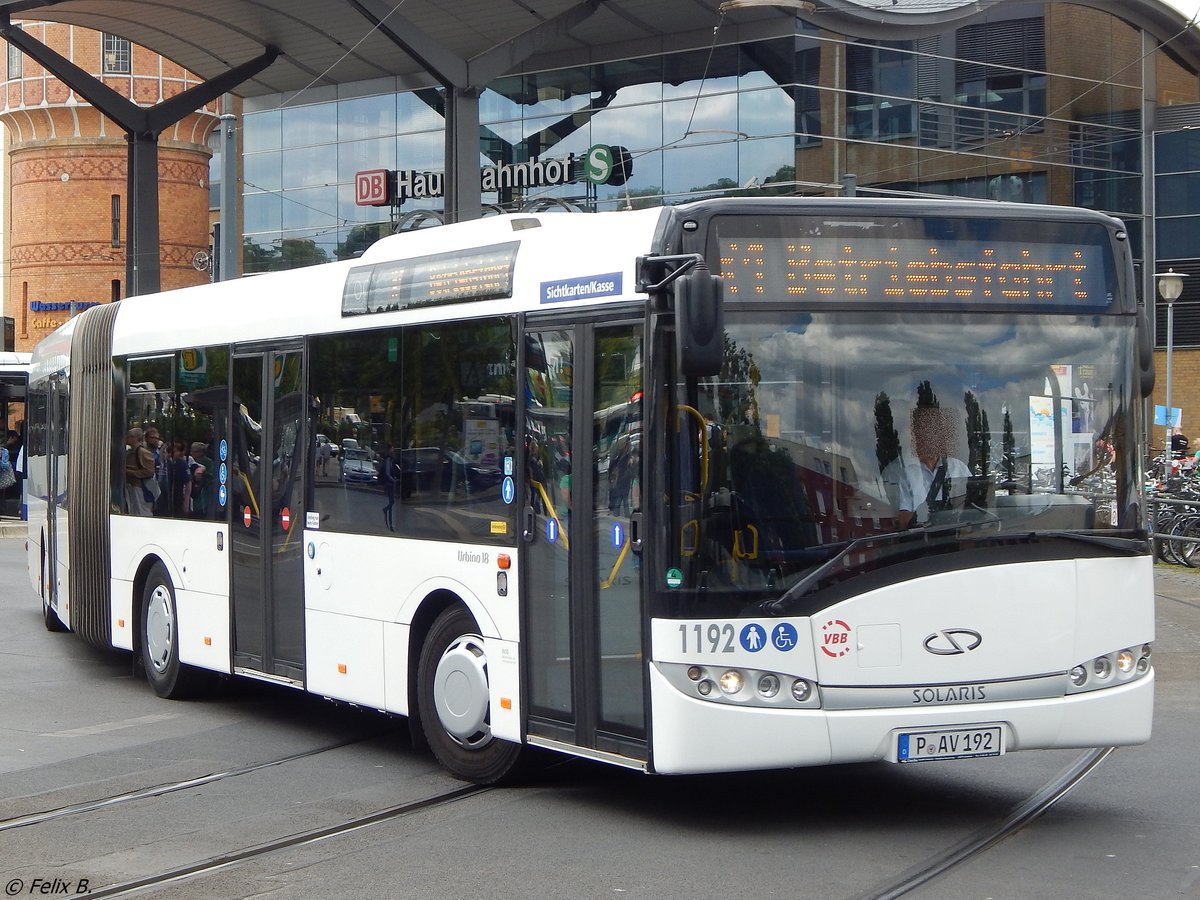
[1067,644,1152,694]
[657,662,821,709]
[719,670,744,695]
[757,674,780,698]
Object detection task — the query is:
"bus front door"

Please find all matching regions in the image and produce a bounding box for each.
[522,319,646,764]
[230,347,306,683]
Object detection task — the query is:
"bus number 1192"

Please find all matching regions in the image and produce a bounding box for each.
[680,623,736,654]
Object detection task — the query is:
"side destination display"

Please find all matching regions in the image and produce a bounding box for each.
[343,241,520,316]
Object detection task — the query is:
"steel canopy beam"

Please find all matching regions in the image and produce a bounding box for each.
[349,0,603,223]
[0,14,277,295]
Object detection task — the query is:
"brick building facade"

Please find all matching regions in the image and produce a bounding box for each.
[1,23,216,350]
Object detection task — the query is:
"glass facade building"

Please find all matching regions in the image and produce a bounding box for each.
[230,3,1200,349]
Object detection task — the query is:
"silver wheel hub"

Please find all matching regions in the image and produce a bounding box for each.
[145,584,174,674]
[433,634,493,749]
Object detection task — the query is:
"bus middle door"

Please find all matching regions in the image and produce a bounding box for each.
[230,346,306,683]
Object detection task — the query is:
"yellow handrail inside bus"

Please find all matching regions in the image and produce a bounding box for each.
[733,523,758,561]
[600,530,630,589]
[238,469,260,517]
[681,518,698,557]
[675,404,709,493]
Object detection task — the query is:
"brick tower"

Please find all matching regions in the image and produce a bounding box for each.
[1,23,217,350]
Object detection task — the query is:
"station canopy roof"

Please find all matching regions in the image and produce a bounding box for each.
[2,0,1198,100]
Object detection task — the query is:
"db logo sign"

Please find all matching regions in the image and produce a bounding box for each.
[355,169,391,206]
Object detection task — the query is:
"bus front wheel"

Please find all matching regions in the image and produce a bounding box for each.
[417,605,522,784]
[140,563,204,699]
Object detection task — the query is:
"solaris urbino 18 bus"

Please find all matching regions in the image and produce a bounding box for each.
[27,197,1155,782]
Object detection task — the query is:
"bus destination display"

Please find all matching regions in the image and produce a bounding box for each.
[343,241,519,316]
[717,233,1111,307]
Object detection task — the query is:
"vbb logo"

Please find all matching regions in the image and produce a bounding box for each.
[821,619,852,658]
[355,169,391,206]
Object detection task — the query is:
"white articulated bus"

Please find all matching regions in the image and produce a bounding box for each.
[28,198,1155,782]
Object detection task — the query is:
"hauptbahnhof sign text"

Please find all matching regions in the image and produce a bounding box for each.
[356,144,632,206]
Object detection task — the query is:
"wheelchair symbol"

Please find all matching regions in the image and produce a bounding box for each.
[773,623,798,652]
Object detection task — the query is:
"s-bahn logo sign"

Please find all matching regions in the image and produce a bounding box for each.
[355,144,632,206]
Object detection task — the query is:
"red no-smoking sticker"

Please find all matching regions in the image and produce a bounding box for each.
[820,619,852,658]
[243,506,252,527]
[281,507,291,531]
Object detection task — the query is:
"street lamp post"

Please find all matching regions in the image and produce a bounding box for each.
[1156,268,1186,477]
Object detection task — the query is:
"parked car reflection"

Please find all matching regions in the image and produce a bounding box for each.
[400,447,503,497]
[444,449,504,491]
[342,447,378,483]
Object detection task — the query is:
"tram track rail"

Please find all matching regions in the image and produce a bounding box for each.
[0,724,1122,899]
[855,746,1114,900]
[73,784,490,899]
[0,734,378,834]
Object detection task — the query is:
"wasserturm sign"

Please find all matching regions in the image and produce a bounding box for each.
[356,144,632,206]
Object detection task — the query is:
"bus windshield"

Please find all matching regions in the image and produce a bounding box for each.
[666,309,1140,616]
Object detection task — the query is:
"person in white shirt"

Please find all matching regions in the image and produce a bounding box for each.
[895,406,972,529]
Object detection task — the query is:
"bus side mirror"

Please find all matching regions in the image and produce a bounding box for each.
[1137,303,1155,398]
[675,264,724,377]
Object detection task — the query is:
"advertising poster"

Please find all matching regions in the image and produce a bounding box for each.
[1029,396,1073,469]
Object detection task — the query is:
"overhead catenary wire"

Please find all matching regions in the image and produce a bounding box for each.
[277,0,410,111]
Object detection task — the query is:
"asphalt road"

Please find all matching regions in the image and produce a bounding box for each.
[0,534,1196,900]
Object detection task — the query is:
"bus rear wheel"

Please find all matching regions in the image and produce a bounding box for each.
[140,562,205,699]
[417,605,522,784]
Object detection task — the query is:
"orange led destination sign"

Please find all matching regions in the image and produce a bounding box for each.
[716,234,1111,307]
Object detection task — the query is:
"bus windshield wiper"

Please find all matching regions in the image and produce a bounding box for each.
[762,518,1004,615]
[763,513,1027,619]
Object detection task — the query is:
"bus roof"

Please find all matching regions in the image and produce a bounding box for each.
[102,207,668,358]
